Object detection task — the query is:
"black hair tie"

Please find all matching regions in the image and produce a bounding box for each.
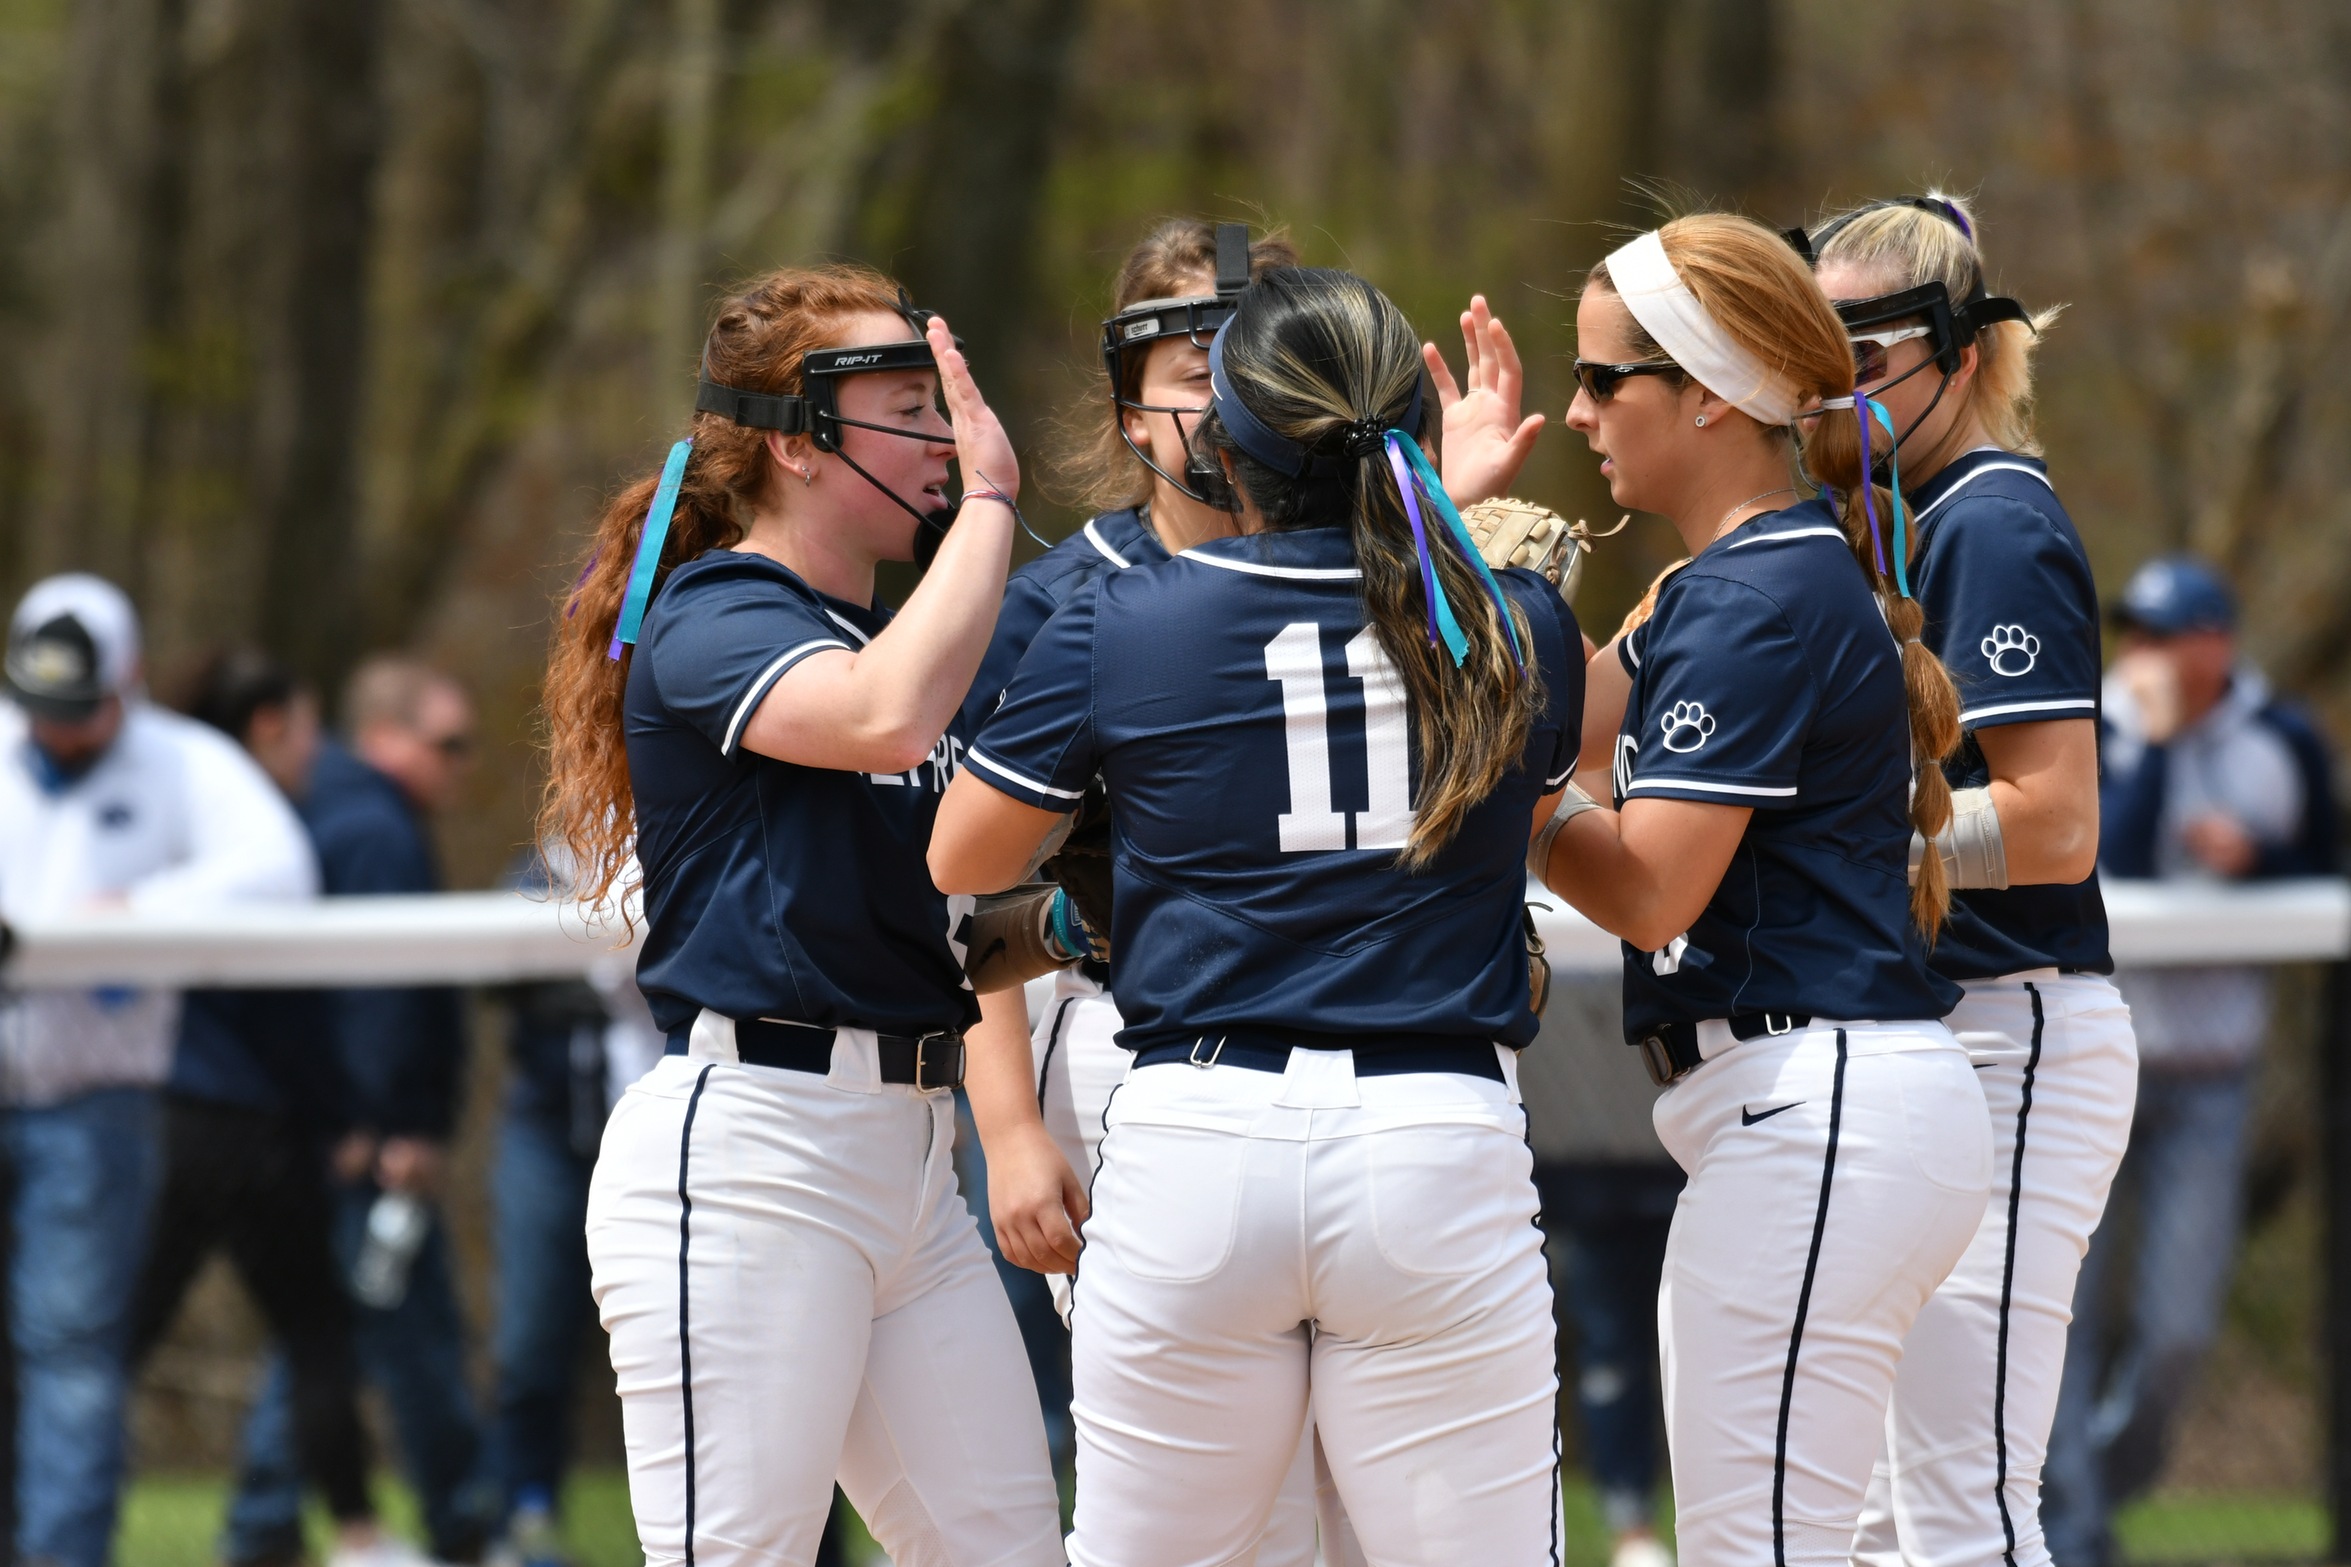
[1336,418,1389,459]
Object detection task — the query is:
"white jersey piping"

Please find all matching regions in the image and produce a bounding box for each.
[723,639,849,756]
[1914,460,2056,529]
[967,747,1086,801]
[1959,697,2097,725]
[1083,518,1133,569]
[1179,550,1361,582]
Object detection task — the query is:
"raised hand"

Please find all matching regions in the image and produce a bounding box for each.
[928,314,1020,504]
[1428,295,1546,508]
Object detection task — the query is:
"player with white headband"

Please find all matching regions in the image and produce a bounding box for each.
[1790,194,2129,1567]
[1533,213,1994,1567]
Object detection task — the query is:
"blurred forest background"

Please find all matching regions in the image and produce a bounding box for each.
[0,0,2345,1505]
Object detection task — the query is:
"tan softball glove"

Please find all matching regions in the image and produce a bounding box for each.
[1460,499,1627,603]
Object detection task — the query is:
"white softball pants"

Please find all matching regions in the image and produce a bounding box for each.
[1853,972,2138,1567]
[1064,1044,1562,1567]
[587,1021,1064,1567]
[1030,974,1358,1567]
[1652,1019,1991,1567]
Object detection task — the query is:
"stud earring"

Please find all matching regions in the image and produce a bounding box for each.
[1694,415,1708,427]
[799,466,814,486]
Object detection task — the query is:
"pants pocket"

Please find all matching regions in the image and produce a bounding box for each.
[1368,1122,1529,1277]
[1902,1056,1995,1196]
[1092,1124,1246,1283]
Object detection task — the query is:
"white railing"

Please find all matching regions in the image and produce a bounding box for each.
[4,878,2347,989]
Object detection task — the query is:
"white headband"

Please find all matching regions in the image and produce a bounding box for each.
[1604,230,1804,427]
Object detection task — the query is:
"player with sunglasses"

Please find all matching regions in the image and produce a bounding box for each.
[1797,193,2133,1567]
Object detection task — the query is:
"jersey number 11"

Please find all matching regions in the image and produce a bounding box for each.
[1264,622,1413,853]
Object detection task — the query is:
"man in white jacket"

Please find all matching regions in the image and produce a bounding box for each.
[0,574,314,1567]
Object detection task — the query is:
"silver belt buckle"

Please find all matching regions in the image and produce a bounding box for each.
[913,1031,963,1091]
[1188,1035,1227,1069]
[1636,1034,1682,1087]
[1763,1012,1796,1037]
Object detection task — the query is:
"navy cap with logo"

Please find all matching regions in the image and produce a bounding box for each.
[6,572,141,723]
[5,613,106,722]
[2111,554,2237,637]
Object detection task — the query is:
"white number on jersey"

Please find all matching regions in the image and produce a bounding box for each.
[1263,622,1415,853]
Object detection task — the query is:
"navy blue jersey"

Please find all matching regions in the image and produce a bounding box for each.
[968,526,1583,1054]
[624,551,975,1038]
[1613,500,1960,1038]
[1908,449,2112,979]
[960,508,1169,737]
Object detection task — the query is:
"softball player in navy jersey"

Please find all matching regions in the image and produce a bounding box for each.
[1534,215,1993,1567]
[932,267,1579,1567]
[540,266,1061,1567]
[1796,195,2135,1567]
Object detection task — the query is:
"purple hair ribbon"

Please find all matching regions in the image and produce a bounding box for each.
[1385,434,1469,665]
[563,548,600,621]
[1863,396,1912,599]
[1392,431,1526,671]
[608,438,694,659]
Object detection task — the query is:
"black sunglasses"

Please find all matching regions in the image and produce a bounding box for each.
[1573,358,1682,402]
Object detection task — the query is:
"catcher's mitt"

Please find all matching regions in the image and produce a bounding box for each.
[1459,499,1628,604]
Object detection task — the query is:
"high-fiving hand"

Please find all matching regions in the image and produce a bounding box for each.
[1427,295,1546,508]
[927,314,1020,507]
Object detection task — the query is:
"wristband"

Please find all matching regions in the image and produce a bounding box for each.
[1045,888,1107,964]
[961,488,1016,510]
[1529,782,1604,881]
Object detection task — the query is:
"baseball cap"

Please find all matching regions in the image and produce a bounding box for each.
[6,573,141,722]
[2110,554,2236,637]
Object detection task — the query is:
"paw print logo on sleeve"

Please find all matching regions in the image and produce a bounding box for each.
[1982,624,2041,677]
[1660,700,1717,754]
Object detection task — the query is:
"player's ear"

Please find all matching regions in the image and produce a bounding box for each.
[764,429,816,483]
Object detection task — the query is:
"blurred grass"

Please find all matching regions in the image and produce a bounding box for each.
[116,1470,2328,1567]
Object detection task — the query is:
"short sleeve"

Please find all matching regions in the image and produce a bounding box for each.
[965,580,1103,812]
[1622,574,1818,805]
[1507,570,1585,789]
[1920,497,2101,731]
[959,563,1063,736]
[644,577,851,757]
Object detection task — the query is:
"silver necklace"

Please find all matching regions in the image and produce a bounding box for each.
[1713,486,1800,539]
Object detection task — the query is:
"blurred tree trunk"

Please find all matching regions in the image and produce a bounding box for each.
[353,0,639,661]
[855,0,1083,405]
[28,0,381,689]
[252,0,385,686]
[654,0,721,423]
[36,0,177,599]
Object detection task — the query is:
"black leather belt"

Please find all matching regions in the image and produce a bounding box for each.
[1131,1032,1505,1083]
[1634,1011,1811,1087]
[666,1017,966,1090]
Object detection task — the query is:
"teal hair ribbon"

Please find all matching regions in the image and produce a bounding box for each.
[1391,431,1526,670]
[609,438,694,658]
[1383,434,1470,665]
[1862,397,1912,600]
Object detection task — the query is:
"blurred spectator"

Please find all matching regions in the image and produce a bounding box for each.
[132,648,422,1567]
[485,849,663,1567]
[0,578,314,1567]
[1516,973,1681,1567]
[2044,555,2337,1567]
[226,655,498,1565]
